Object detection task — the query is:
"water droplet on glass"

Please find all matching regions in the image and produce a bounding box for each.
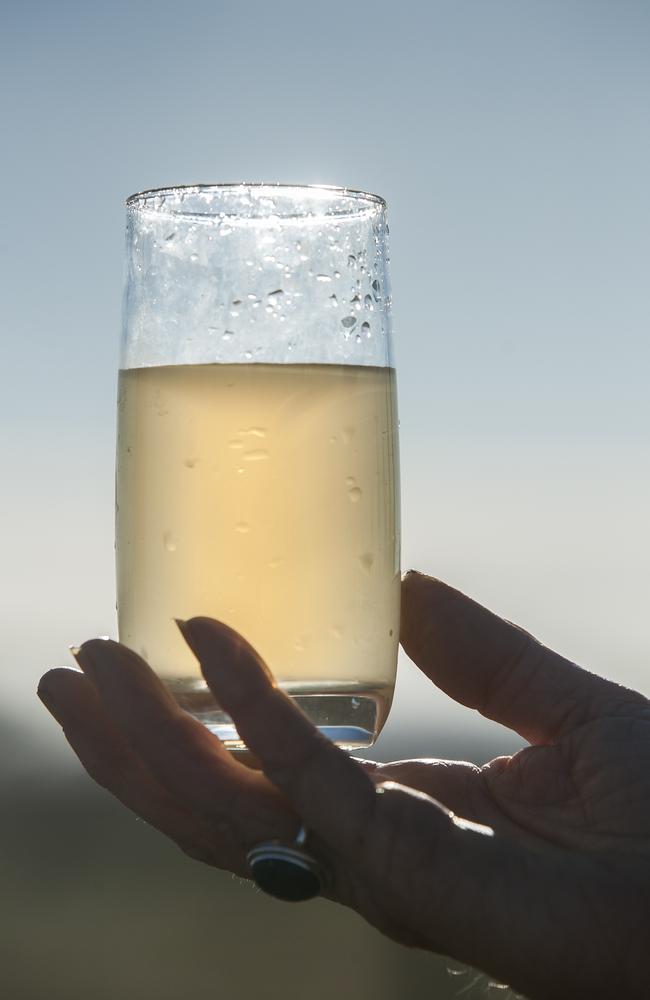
[364,294,374,309]
[361,321,371,337]
[351,697,361,709]
[163,531,177,552]
[348,487,362,503]
[341,316,357,329]
[355,333,362,344]
[222,330,234,341]
[244,350,253,360]
[165,232,176,242]
[235,522,249,534]
[334,270,341,278]
[189,253,199,263]
[184,458,197,469]
[232,299,242,306]
[228,439,244,450]
[315,274,331,282]
[389,629,394,637]
[244,449,269,462]
[359,552,375,573]
[347,254,357,267]
[247,293,258,300]
[329,294,338,307]
[268,288,284,299]
[351,294,361,310]
[345,476,356,487]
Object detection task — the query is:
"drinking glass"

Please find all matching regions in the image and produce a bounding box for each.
[117,183,400,751]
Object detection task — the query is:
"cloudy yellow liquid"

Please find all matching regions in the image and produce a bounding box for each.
[116,362,400,746]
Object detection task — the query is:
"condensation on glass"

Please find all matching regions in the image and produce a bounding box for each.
[118,183,400,751]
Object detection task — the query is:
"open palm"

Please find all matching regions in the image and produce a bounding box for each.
[38,572,650,1000]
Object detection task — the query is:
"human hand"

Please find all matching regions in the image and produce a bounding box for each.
[38,571,650,1000]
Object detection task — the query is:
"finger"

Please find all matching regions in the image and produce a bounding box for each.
[177,617,378,860]
[400,571,646,745]
[37,667,233,868]
[72,639,297,847]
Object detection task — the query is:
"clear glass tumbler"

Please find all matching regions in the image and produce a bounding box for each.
[117,183,400,750]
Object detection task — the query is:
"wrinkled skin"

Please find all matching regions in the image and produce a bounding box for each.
[38,571,650,1000]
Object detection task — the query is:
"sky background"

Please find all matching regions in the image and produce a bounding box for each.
[2,0,649,771]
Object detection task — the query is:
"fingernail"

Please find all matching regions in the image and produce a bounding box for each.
[69,637,116,680]
[176,617,271,703]
[175,617,235,664]
[70,642,92,675]
[37,681,57,714]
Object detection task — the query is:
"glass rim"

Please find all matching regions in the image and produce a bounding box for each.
[125,182,387,220]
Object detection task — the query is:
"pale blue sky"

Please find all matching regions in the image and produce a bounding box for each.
[2,1,649,766]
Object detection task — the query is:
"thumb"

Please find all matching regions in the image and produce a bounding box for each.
[368,780,584,999]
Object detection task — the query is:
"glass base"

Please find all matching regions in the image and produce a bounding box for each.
[166,677,393,752]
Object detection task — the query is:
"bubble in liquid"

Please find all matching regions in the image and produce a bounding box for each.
[235,522,250,534]
[228,439,244,450]
[244,449,269,462]
[163,531,177,552]
[184,458,197,469]
[359,552,375,573]
[348,487,362,503]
